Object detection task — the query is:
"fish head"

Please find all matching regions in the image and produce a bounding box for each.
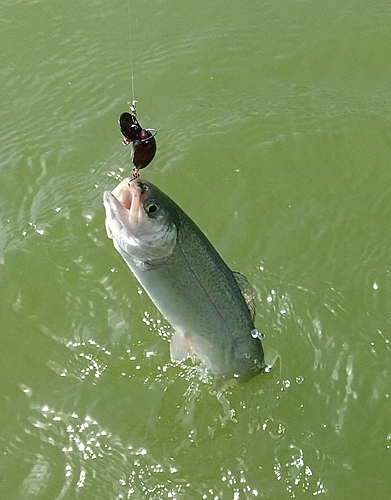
[103,177,177,267]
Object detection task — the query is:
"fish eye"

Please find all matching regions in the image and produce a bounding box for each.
[146,201,159,214]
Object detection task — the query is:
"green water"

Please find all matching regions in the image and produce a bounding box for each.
[1,0,391,498]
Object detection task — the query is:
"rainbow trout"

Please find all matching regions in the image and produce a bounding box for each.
[103,177,266,383]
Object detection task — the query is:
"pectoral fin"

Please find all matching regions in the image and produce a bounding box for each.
[233,271,256,321]
[170,332,196,363]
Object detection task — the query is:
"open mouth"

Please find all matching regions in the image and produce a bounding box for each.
[103,178,147,237]
[111,177,150,209]
[111,177,137,210]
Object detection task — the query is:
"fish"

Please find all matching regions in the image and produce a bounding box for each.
[103,177,267,384]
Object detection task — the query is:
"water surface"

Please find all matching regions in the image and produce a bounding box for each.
[1,1,391,498]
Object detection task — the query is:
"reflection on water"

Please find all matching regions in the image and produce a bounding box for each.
[17,401,186,499]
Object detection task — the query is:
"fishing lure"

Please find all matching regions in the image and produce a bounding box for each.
[119,101,157,179]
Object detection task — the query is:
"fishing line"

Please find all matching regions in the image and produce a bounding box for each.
[120,1,158,179]
[126,0,137,110]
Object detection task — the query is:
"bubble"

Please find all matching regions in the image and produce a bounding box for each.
[251,329,265,340]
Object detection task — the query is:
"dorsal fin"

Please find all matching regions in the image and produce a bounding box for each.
[233,271,256,321]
